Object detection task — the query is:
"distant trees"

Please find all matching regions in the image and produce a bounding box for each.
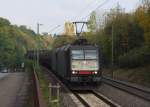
[52,35,75,48]
[0,32,16,68]
[88,11,97,32]
[49,1,150,68]
[0,18,52,68]
[135,0,150,47]
[86,1,150,68]
[0,17,10,27]
[64,22,75,36]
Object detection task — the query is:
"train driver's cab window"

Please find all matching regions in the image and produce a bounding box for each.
[71,50,84,59]
[84,50,98,59]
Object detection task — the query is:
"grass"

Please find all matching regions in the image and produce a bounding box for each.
[35,65,59,107]
[24,68,34,107]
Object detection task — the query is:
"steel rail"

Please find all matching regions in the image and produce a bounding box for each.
[44,68,120,107]
[73,91,91,107]
[91,90,120,107]
[72,90,120,107]
[102,77,150,101]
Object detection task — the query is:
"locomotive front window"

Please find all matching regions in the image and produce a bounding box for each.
[84,50,98,59]
[71,50,84,59]
[71,49,99,71]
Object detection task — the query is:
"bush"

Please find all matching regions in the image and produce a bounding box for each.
[118,46,150,68]
[24,59,35,69]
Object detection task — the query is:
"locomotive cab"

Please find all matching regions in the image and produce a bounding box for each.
[69,45,101,83]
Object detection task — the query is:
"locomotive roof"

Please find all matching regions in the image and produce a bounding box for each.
[56,44,98,52]
[55,37,99,52]
[56,44,71,52]
[70,45,98,50]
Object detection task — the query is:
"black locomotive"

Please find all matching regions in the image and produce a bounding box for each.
[50,38,102,83]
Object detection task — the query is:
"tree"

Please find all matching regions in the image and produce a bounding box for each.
[19,25,36,36]
[64,22,75,36]
[0,32,16,67]
[88,11,97,32]
[135,0,150,47]
[52,35,75,48]
[0,17,53,68]
[142,0,150,11]
[0,17,10,27]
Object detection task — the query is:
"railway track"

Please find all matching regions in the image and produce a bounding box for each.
[72,90,120,107]
[43,67,150,106]
[102,77,150,102]
[43,67,121,107]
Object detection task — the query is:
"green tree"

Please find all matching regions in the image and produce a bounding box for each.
[52,35,75,48]
[0,17,52,68]
[0,17,10,27]
[0,32,16,67]
[88,11,97,32]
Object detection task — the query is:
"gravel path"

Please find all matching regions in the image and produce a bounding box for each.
[0,73,9,79]
[0,72,28,107]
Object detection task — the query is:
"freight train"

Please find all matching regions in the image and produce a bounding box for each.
[27,38,102,84]
[27,22,102,85]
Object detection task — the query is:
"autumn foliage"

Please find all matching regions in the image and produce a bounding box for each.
[86,0,150,68]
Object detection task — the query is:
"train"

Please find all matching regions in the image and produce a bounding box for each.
[27,22,102,86]
[27,38,102,84]
[51,38,102,83]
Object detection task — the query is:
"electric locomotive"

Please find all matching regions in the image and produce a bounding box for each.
[51,38,102,83]
[51,21,102,83]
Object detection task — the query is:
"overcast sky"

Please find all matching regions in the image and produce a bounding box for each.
[0,0,140,34]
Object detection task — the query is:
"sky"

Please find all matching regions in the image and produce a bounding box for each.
[0,0,140,34]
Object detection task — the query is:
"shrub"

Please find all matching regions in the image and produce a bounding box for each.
[118,46,150,68]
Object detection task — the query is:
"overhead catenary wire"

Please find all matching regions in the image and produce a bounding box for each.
[73,0,110,34]
[54,25,64,35]
[81,0,110,21]
[72,0,100,21]
[52,0,110,35]
[52,1,98,35]
[49,25,61,33]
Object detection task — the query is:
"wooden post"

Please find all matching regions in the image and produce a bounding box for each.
[57,83,60,107]
[49,83,52,105]
[49,83,60,107]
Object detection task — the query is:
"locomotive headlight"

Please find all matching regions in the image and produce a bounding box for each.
[72,71,75,74]
[72,71,78,74]
[83,61,86,64]
[94,71,98,74]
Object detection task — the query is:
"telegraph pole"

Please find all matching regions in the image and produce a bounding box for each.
[36,23,43,66]
[109,5,124,78]
[37,23,43,35]
[107,13,115,72]
[112,24,114,68]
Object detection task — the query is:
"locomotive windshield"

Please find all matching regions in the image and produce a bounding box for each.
[84,50,98,59]
[71,50,98,59]
[71,49,99,71]
[71,50,84,59]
